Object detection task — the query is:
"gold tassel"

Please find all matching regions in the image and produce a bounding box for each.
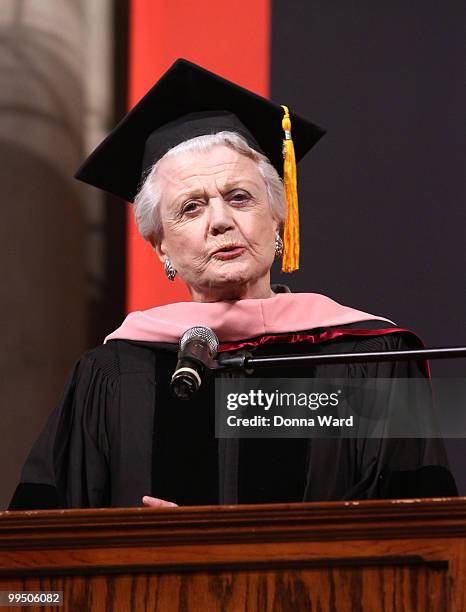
[281,105,299,272]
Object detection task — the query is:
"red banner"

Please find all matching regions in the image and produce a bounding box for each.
[127,0,270,312]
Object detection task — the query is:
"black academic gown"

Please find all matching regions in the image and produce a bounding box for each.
[9,319,457,510]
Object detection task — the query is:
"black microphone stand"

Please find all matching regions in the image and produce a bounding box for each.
[216,346,466,372]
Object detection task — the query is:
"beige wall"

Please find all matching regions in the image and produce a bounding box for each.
[0,0,113,508]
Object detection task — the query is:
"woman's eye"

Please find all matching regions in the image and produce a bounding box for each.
[182,201,200,214]
[230,191,250,203]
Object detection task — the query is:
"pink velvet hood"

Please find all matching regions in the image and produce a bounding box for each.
[104,293,394,344]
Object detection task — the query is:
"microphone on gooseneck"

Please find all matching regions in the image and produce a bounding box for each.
[170,326,219,400]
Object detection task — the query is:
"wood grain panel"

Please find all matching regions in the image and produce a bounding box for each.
[1,563,450,612]
[0,498,463,611]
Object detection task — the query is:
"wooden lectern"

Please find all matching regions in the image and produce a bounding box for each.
[0,498,465,611]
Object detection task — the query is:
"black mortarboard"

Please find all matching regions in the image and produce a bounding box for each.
[75,58,324,203]
[75,58,325,271]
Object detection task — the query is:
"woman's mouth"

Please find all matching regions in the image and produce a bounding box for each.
[212,246,246,260]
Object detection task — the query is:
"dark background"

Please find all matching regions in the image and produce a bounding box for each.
[270,1,465,492]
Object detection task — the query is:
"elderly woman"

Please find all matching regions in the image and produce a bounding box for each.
[10,60,456,510]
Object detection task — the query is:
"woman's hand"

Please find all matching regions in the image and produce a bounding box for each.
[142,495,178,508]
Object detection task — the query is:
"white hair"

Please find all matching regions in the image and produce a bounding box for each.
[134,131,286,244]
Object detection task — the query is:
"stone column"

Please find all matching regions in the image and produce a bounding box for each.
[0,0,113,508]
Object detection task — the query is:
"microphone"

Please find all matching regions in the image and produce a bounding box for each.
[170,326,219,400]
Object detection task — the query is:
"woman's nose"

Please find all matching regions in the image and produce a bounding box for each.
[207,199,235,235]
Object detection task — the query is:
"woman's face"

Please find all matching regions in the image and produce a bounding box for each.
[154,145,279,302]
